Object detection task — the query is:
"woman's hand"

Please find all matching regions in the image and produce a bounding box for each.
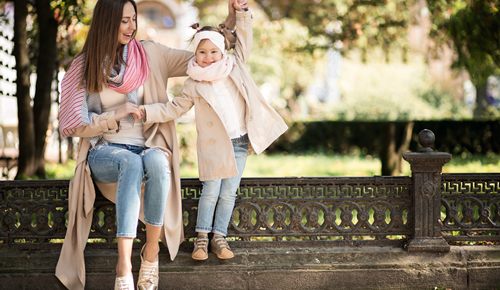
[228,0,236,15]
[232,0,248,11]
[114,102,142,121]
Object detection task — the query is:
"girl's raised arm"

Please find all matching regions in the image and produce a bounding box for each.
[233,9,253,63]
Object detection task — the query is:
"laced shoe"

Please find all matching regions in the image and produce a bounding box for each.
[137,244,159,290]
[211,235,234,260]
[191,236,209,261]
[114,274,134,290]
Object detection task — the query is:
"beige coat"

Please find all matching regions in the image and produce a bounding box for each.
[144,11,288,181]
[55,42,193,290]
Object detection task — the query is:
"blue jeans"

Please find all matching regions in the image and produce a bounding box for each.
[195,135,249,236]
[87,143,170,238]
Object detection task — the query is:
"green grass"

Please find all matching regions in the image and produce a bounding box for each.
[180,153,381,177]
[442,153,500,174]
[45,153,500,179]
[46,160,77,179]
[244,153,381,177]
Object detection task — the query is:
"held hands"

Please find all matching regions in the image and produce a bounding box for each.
[225,0,247,31]
[231,0,248,12]
[139,105,146,120]
[114,102,144,122]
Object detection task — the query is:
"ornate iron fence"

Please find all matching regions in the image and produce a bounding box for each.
[1,174,498,249]
[185,177,412,243]
[441,173,500,243]
[0,176,414,249]
[0,130,499,251]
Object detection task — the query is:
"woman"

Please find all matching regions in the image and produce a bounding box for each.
[55,0,238,289]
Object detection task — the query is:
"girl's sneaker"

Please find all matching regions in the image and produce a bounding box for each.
[114,274,134,290]
[191,236,209,260]
[211,236,234,260]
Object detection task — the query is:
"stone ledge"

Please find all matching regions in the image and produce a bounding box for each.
[0,245,499,289]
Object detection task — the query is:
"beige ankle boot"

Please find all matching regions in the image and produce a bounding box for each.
[192,236,209,261]
[211,235,234,260]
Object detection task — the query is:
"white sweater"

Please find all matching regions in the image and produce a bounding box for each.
[211,77,247,139]
[100,86,145,146]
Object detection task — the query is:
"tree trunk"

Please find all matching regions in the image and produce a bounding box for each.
[380,122,414,176]
[67,137,75,160]
[33,0,58,177]
[13,0,36,179]
[473,80,488,118]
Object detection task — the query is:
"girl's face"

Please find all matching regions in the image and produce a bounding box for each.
[195,39,223,68]
[118,2,136,45]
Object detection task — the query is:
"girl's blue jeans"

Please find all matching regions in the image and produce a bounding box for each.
[195,135,249,236]
[87,143,170,238]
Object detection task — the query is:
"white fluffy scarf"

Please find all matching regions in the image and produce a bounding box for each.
[187,54,235,82]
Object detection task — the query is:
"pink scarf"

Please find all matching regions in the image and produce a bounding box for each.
[186,54,234,82]
[59,39,149,137]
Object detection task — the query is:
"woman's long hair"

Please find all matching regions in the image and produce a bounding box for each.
[81,0,138,93]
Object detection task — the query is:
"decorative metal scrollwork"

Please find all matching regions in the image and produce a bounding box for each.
[441,174,500,243]
[4,174,497,247]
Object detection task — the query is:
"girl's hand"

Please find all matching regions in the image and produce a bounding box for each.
[138,105,146,121]
[233,0,248,11]
[114,102,142,121]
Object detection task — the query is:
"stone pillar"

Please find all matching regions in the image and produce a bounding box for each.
[403,129,451,252]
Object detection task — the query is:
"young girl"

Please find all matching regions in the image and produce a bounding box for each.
[139,2,288,260]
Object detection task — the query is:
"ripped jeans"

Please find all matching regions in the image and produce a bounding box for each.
[87,143,170,238]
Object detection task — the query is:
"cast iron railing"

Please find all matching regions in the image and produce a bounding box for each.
[0,176,414,248]
[441,173,500,243]
[0,130,499,251]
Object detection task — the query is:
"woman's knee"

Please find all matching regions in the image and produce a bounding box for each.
[89,146,143,182]
[142,148,170,175]
[120,153,143,172]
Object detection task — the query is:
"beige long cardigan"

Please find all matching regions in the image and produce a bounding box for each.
[55,42,192,290]
[143,11,288,181]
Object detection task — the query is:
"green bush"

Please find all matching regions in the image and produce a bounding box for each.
[268,120,500,156]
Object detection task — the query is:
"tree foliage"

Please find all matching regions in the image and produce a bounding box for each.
[426,0,500,117]
[253,0,500,117]
[252,0,415,61]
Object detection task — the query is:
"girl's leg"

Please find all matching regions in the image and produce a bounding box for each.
[141,148,170,262]
[192,180,221,260]
[212,141,248,236]
[87,144,143,276]
[210,140,248,259]
[195,179,222,233]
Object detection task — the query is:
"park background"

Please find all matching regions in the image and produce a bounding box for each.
[0,0,498,180]
[0,2,499,288]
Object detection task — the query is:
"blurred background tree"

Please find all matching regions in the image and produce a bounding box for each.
[426,0,500,118]
[3,0,498,178]
[10,0,86,178]
[188,0,499,175]
[190,0,464,120]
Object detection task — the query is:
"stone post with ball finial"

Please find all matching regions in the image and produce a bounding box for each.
[403,129,452,252]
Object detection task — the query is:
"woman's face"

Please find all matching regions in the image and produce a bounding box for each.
[118,2,136,45]
[195,39,223,68]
